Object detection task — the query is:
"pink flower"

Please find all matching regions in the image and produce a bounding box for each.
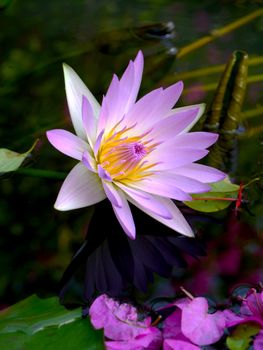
[47,51,225,239]
[162,297,227,348]
[89,294,162,350]
[226,290,263,348]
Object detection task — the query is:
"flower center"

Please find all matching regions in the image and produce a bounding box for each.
[96,122,159,182]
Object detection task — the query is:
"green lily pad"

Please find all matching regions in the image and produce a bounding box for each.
[0,140,38,174]
[184,178,240,213]
[0,295,104,350]
[226,322,260,350]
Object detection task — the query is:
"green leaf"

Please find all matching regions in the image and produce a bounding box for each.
[184,178,240,213]
[0,140,38,174]
[226,322,260,350]
[0,295,104,350]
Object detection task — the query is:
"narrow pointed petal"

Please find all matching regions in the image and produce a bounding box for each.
[164,103,205,134]
[103,182,122,208]
[54,163,106,210]
[63,64,100,139]
[97,75,119,135]
[150,106,202,142]
[127,178,192,201]
[148,173,211,194]
[82,151,96,172]
[124,82,183,135]
[46,129,89,160]
[168,132,218,149]
[111,189,136,239]
[128,196,194,237]
[173,163,226,183]
[94,129,105,157]
[121,50,144,111]
[147,148,209,170]
[97,51,144,135]
[117,183,173,219]
[82,95,97,147]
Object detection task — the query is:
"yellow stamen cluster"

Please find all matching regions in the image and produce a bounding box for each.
[97,122,158,183]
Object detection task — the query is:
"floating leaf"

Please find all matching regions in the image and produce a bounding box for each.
[0,295,103,350]
[0,140,38,174]
[184,178,240,212]
[226,322,260,350]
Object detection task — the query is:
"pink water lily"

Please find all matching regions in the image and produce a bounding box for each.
[47,51,225,239]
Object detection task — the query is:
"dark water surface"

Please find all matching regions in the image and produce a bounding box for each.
[0,0,262,306]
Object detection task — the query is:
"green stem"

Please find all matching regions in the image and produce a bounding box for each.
[177,9,263,59]
[16,168,66,180]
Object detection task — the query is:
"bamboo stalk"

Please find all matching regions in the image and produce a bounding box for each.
[177,9,263,59]
[163,56,263,83]
[182,74,263,95]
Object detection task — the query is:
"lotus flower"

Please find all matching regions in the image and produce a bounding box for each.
[47,51,225,239]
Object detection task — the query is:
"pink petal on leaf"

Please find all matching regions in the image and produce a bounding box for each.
[54,163,105,210]
[163,339,200,350]
[181,297,226,346]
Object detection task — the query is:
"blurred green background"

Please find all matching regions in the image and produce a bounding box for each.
[0,0,262,307]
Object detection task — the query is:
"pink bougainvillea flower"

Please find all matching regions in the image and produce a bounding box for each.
[178,297,226,346]
[89,294,162,350]
[162,297,227,348]
[47,51,225,239]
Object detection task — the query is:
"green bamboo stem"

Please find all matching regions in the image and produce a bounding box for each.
[177,9,263,59]
[241,106,263,120]
[182,73,263,95]
[163,56,263,83]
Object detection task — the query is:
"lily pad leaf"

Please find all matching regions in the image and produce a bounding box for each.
[184,177,240,213]
[226,322,260,350]
[0,139,38,174]
[0,295,104,350]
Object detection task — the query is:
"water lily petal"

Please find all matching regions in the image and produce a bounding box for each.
[46,129,89,160]
[169,132,218,149]
[117,183,173,219]
[150,107,201,142]
[120,50,144,112]
[165,104,205,134]
[125,82,183,134]
[148,173,211,194]
[82,151,96,172]
[82,95,97,147]
[128,196,194,237]
[103,182,123,208]
[97,74,120,135]
[63,63,100,139]
[111,189,136,239]
[127,177,192,201]
[172,163,226,183]
[54,163,106,210]
[147,148,209,170]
